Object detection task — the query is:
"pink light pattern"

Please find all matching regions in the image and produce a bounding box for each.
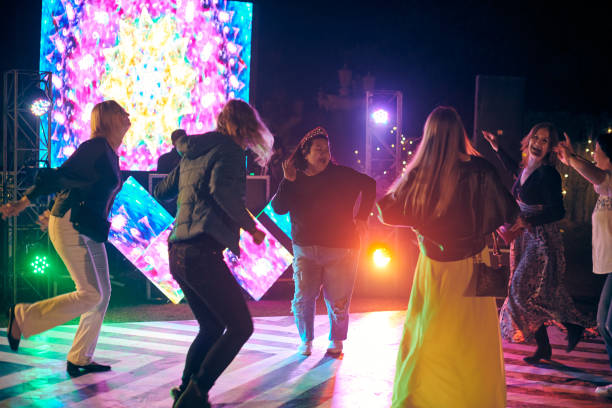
[41,0,252,170]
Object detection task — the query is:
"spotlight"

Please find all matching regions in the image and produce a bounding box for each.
[371,109,389,125]
[28,88,52,116]
[30,255,50,274]
[372,247,391,268]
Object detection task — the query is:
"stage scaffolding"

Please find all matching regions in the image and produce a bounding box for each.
[2,70,53,306]
[364,90,403,193]
[361,90,416,295]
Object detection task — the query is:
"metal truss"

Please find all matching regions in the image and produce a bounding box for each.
[365,90,403,194]
[2,70,53,305]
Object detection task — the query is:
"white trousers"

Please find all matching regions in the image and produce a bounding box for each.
[14,210,111,365]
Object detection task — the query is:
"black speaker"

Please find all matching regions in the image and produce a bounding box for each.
[245,175,270,215]
[473,75,526,188]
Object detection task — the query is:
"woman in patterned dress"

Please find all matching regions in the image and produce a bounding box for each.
[483,123,593,364]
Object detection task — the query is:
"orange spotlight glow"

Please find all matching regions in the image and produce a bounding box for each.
[372,248,392,268]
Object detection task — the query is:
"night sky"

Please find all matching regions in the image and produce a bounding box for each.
[2,1,610,141]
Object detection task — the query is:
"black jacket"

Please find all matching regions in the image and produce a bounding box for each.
[378,156,519,261]
[25,137,122,242]
[495,148,565,226]
[154,131,255,255]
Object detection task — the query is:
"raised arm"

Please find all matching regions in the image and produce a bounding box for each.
[270,158,298,215]
[482,130,520,177]
[556,132,607,186]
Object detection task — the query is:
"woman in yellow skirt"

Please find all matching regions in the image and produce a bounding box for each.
[378,106,519,407]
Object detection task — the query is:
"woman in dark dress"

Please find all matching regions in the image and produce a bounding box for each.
[483,123,593,363]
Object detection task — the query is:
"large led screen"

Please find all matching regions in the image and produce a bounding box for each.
[41,0,252,170]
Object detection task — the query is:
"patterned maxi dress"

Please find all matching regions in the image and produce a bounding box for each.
[495,149,593,342]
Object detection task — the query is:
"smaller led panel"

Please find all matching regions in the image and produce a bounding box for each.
[108,176,183,304]
[223,216,293,301]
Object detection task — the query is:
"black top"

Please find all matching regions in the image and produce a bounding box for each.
[378,157,518,261]
[157,148,181,174]
[496,148,565,226]
[25,137,122,240]
[271,163,376,248]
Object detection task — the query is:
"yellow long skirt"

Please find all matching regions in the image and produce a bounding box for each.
[391,248,506,408]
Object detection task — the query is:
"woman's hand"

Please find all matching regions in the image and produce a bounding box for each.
[0,196,30,219]
[249,227,266,245]
[482,131,499,152]
[554,132,576,166]
[282,158,297,182]
[37,209,51,231]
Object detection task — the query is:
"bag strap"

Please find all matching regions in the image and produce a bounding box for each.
[491,232,500,256]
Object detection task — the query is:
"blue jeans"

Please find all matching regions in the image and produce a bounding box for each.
[597,273,612,368]
[291,245,359,342]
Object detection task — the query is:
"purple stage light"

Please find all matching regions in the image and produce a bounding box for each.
[371,109,389,125]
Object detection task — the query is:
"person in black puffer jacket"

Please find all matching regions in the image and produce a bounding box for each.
[155,99,273,408]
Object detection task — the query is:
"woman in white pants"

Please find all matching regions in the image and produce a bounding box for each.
[1,100,130,376]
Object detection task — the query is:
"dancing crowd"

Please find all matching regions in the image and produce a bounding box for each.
[2,98,611,407]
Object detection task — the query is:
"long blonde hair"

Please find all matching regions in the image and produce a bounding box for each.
[389,106,479,219]
[216,99,274,166]
[90,100,126,148]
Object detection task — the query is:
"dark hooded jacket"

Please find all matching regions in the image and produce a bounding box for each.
[154,131,256,255]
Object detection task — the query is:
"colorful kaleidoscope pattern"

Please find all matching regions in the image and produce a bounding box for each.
[40,0,252,170]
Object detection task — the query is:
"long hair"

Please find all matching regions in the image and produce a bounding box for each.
[519,122,560,167]
[388,106,479,219]
[90,100,125,142]
[216,99,274,166]
[288,126,330,171]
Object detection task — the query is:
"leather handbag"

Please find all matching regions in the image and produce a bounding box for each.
[474,233,510,298]
[70,201,111,243]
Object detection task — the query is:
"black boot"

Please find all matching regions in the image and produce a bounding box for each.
[524,325,552,364]
[173,379,211,408]
[170,385,185,408]
[564,322,585,353]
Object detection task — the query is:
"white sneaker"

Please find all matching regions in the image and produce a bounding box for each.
[595,384,612,397]
[298,341,312,356]
[326,340,343,355]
